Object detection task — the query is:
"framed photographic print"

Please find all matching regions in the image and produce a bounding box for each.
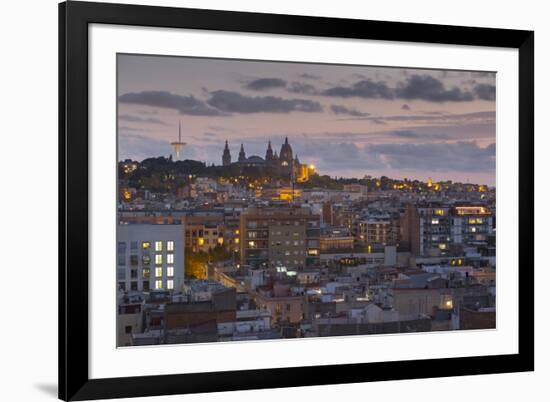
[59,1,534,400]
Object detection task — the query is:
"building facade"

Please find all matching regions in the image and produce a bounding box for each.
[401,203,494,257]
[239,205,321,269]
[117,224,185,292]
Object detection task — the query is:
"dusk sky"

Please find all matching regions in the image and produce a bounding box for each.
[117,54,496,185]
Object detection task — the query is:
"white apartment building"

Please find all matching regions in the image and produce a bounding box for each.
[117,224,185,292]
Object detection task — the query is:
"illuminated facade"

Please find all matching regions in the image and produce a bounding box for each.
[451,205,493,245]
[182,214,225,253]
[117,224,185,292]
[401,203,494,256]
[260,186,302,202]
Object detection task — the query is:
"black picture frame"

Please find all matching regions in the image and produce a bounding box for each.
[59,1,534,400]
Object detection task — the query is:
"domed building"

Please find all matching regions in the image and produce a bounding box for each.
[241,155,266,167]
[221,138,312,181]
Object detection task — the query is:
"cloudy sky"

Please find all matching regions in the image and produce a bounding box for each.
[118,54,496,185]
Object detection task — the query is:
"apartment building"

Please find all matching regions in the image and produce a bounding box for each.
[239,205,320,269]
[117,224,185,292]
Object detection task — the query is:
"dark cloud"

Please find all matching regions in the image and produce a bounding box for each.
[322,79,394,99]
[369,141,495,171]
[298,73,321,80]
[118,114,168,125]
[401,104,411,110]
[396,75,474,102]
[118,91,224,116]
[385,130,453,141]
[473,84,496,101]
[319,75,484,102]
[207,90,322,114]
[390,130,418,138]
[265,136,495,175]
[364,110,495,124]
[371,119,387,125]
[387,122,495,142]
[287,81,318,95]
[330,104,370,117]
[244,78,287,91]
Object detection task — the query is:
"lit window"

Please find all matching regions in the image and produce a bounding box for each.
[167,266,174,277]
[431,218,439,225]
[155,280,162,289]
[155,267,163,278]
[438,243,447,250]
[155,254,162,265]
[198,238,205,246]
[167,241,174,251]
[167,254,174,264]
[308,249,319,256]
[167,280,174,290]
[142,241,150,250]
[155,241,163,251]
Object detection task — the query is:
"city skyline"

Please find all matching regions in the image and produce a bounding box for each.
[118,54,496,185]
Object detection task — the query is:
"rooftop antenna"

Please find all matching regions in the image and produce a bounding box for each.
[170,120,186,161]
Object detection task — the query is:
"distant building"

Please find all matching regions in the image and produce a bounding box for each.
[222,140,231,166]
[164,287,237,330]
[117,224,185,292]
[388,288,443,317]
[458,306,496,330]
[239,205,321,269]
[222,138,313,181]
[265,140,275,166]
[252,284,305,324]
[117,302,144,346]
[451,205,493,246]
[401,203,494,257]
[238,143,246,163]
[320,227,355,252]
[182,214,225,252]
[357,212,394,246]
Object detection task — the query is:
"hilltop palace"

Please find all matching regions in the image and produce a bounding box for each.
[222,137,312,183]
